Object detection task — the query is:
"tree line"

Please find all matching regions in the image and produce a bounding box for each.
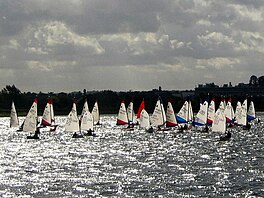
[0,85,264,117]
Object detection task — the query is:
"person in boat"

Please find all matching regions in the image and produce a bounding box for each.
[219,131,231,141]
[178,125,184,133]
[50,125,58,132]
[243,122,251,130]
[127,122,134,129]
[72,132,84,138]
[146,126,154,133]
[84,129,95,136]
[203,124,209,132]
[27,127,40,139]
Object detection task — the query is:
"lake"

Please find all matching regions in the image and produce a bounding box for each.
[0,114,263,197]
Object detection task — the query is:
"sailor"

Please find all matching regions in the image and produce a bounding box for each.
[72,132,83,138]
[87,129,94,136]
[27,128,40,139]
[219,131,231,141]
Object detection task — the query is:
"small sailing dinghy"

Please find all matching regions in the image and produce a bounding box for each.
[65,102,83,138]
[127,100,137,126]
[137,99,145,120]
[91,101,101,125]
[212,109,230,141]
[235,99,249,129]
[207,98,215,126]
[176,99,193,131]
[23,98,40,139]
[81,111,95,136]
[247,100,256,122]
[194,100,209,132]
[224,97,235,127]
[139,109,153,133]
[151,97,167,131]
[40,99,58,131]
[79,99,89,123]
[166,100,177,128]
[80,100,95,136]
[116,100,128,125]
[10,100,19,128]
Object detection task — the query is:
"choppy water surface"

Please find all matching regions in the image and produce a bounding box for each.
[0,114,263,197]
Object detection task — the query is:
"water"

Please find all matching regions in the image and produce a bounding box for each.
[0,114,263,197]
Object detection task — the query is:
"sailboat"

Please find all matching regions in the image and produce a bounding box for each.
[166,100,177,127]
[219,97,226,112]
[235,99,247,127]
[176,100,193,131]
[212,108,230,141]
[80,99,89,123]
[194,100,209,131]
[127,100,137,125]
[23,98,40,139]
[116,100,128,125]
[65,102,83,138]
[50,100,55,125]
[79,99,95,136]
[224,97,235,126]
[139,109,153,133]
[10,100,19,128]
[137,99,145,119]
[23,98,38,132]
[176,101,189,123]
[247,100,256,122]
[188,101,194,125]
[150,97,166,129]
[212,108,226,133]
[81,111,95,136]
[207,98,215,126]
[39,99,58,131]
[91,101,100,125]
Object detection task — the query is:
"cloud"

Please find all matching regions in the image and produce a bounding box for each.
[0,0,264,92]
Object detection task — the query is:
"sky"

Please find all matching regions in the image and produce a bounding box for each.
[0,0,264,93]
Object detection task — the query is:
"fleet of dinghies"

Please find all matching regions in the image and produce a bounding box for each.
[9,95,258,141]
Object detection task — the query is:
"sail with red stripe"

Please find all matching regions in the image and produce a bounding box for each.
[207,98,215,126]
[117,100,128,125]
[137,99,145,119]
[166,100,177,127]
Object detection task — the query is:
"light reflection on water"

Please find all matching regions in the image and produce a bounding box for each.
[0,114,263,197]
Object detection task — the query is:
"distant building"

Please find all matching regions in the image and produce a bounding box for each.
[195,75,264,97]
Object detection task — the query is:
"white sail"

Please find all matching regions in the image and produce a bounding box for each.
[139,109,150,129]
[91,101,100,124]
[127,101,136,123]
[235,100,247,126]
[41,100,52,126]
[194,100,208,126]
[188,101,194,123]
[50,100,55,124]
[151,98,166,126]
[166,101,177,127]
[219,99,226,112]
[207,99,215,125]
[23,98,38,132]
[212,108,226,133]
[176,101,188,123]
[80,111,94,131]
[80,100,89,121]
[247,101,255,121]
[10,101,19,128]
[65,102,79,132]
[224,98,234,123]
[117,100,128,125]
